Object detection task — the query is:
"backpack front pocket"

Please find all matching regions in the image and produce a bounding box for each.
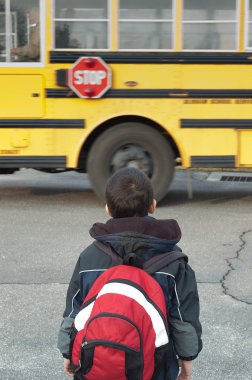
[80,313,143,380]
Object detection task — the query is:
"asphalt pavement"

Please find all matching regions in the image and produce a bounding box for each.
[0,169,251,379]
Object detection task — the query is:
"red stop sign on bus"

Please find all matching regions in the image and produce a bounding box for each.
[68,57,112,99]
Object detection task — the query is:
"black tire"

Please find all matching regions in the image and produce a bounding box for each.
[87,122,175,202]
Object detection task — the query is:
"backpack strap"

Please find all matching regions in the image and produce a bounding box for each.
[94,241,123,266]
[143,251,188,275]
[94,241,187,274]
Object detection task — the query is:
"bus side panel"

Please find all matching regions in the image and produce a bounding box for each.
[0,75,44,118]
[239,131,252,166]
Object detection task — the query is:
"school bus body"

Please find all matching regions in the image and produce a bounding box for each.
[1,0,252,200]
[2,60,252,166]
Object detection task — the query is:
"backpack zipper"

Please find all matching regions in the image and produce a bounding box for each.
[85,312,142,340]
[82,339,139,353]
[81,312,144,375]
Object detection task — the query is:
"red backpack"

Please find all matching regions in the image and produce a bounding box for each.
[70,247,187,380]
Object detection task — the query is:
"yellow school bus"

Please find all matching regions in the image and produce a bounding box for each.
[1,0,252,201]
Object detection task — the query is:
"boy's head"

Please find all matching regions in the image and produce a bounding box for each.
[105,168,156,218]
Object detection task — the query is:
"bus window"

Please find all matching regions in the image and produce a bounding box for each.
[0,0,41,62]
[0,1,6,61]
[246,0,252,49]
[54,0,109,49]
[182,0,237,51]
[119,0,174,50]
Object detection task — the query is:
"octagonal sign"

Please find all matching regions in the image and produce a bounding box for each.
[68,57,112,99]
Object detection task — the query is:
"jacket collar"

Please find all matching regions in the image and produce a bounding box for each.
[89,216,181,258]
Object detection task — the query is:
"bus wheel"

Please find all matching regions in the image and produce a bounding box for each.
[87,123,175,202]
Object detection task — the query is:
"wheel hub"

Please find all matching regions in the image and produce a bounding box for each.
[110,144,153,177]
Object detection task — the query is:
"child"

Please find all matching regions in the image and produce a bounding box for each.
[57,168,202,380]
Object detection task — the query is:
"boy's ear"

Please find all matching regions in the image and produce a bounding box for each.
[148,199,157,214]
[105,204,112,217]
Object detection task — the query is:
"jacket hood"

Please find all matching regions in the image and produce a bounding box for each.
[89,216,181,259]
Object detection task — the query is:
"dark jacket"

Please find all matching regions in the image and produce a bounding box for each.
[57,217,202,379]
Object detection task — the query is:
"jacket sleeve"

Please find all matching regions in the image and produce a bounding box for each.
[168,260,203,361]
[57,257,82,358]
[57,243,114,358]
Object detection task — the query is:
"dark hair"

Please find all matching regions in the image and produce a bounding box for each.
[105,168,154,218]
